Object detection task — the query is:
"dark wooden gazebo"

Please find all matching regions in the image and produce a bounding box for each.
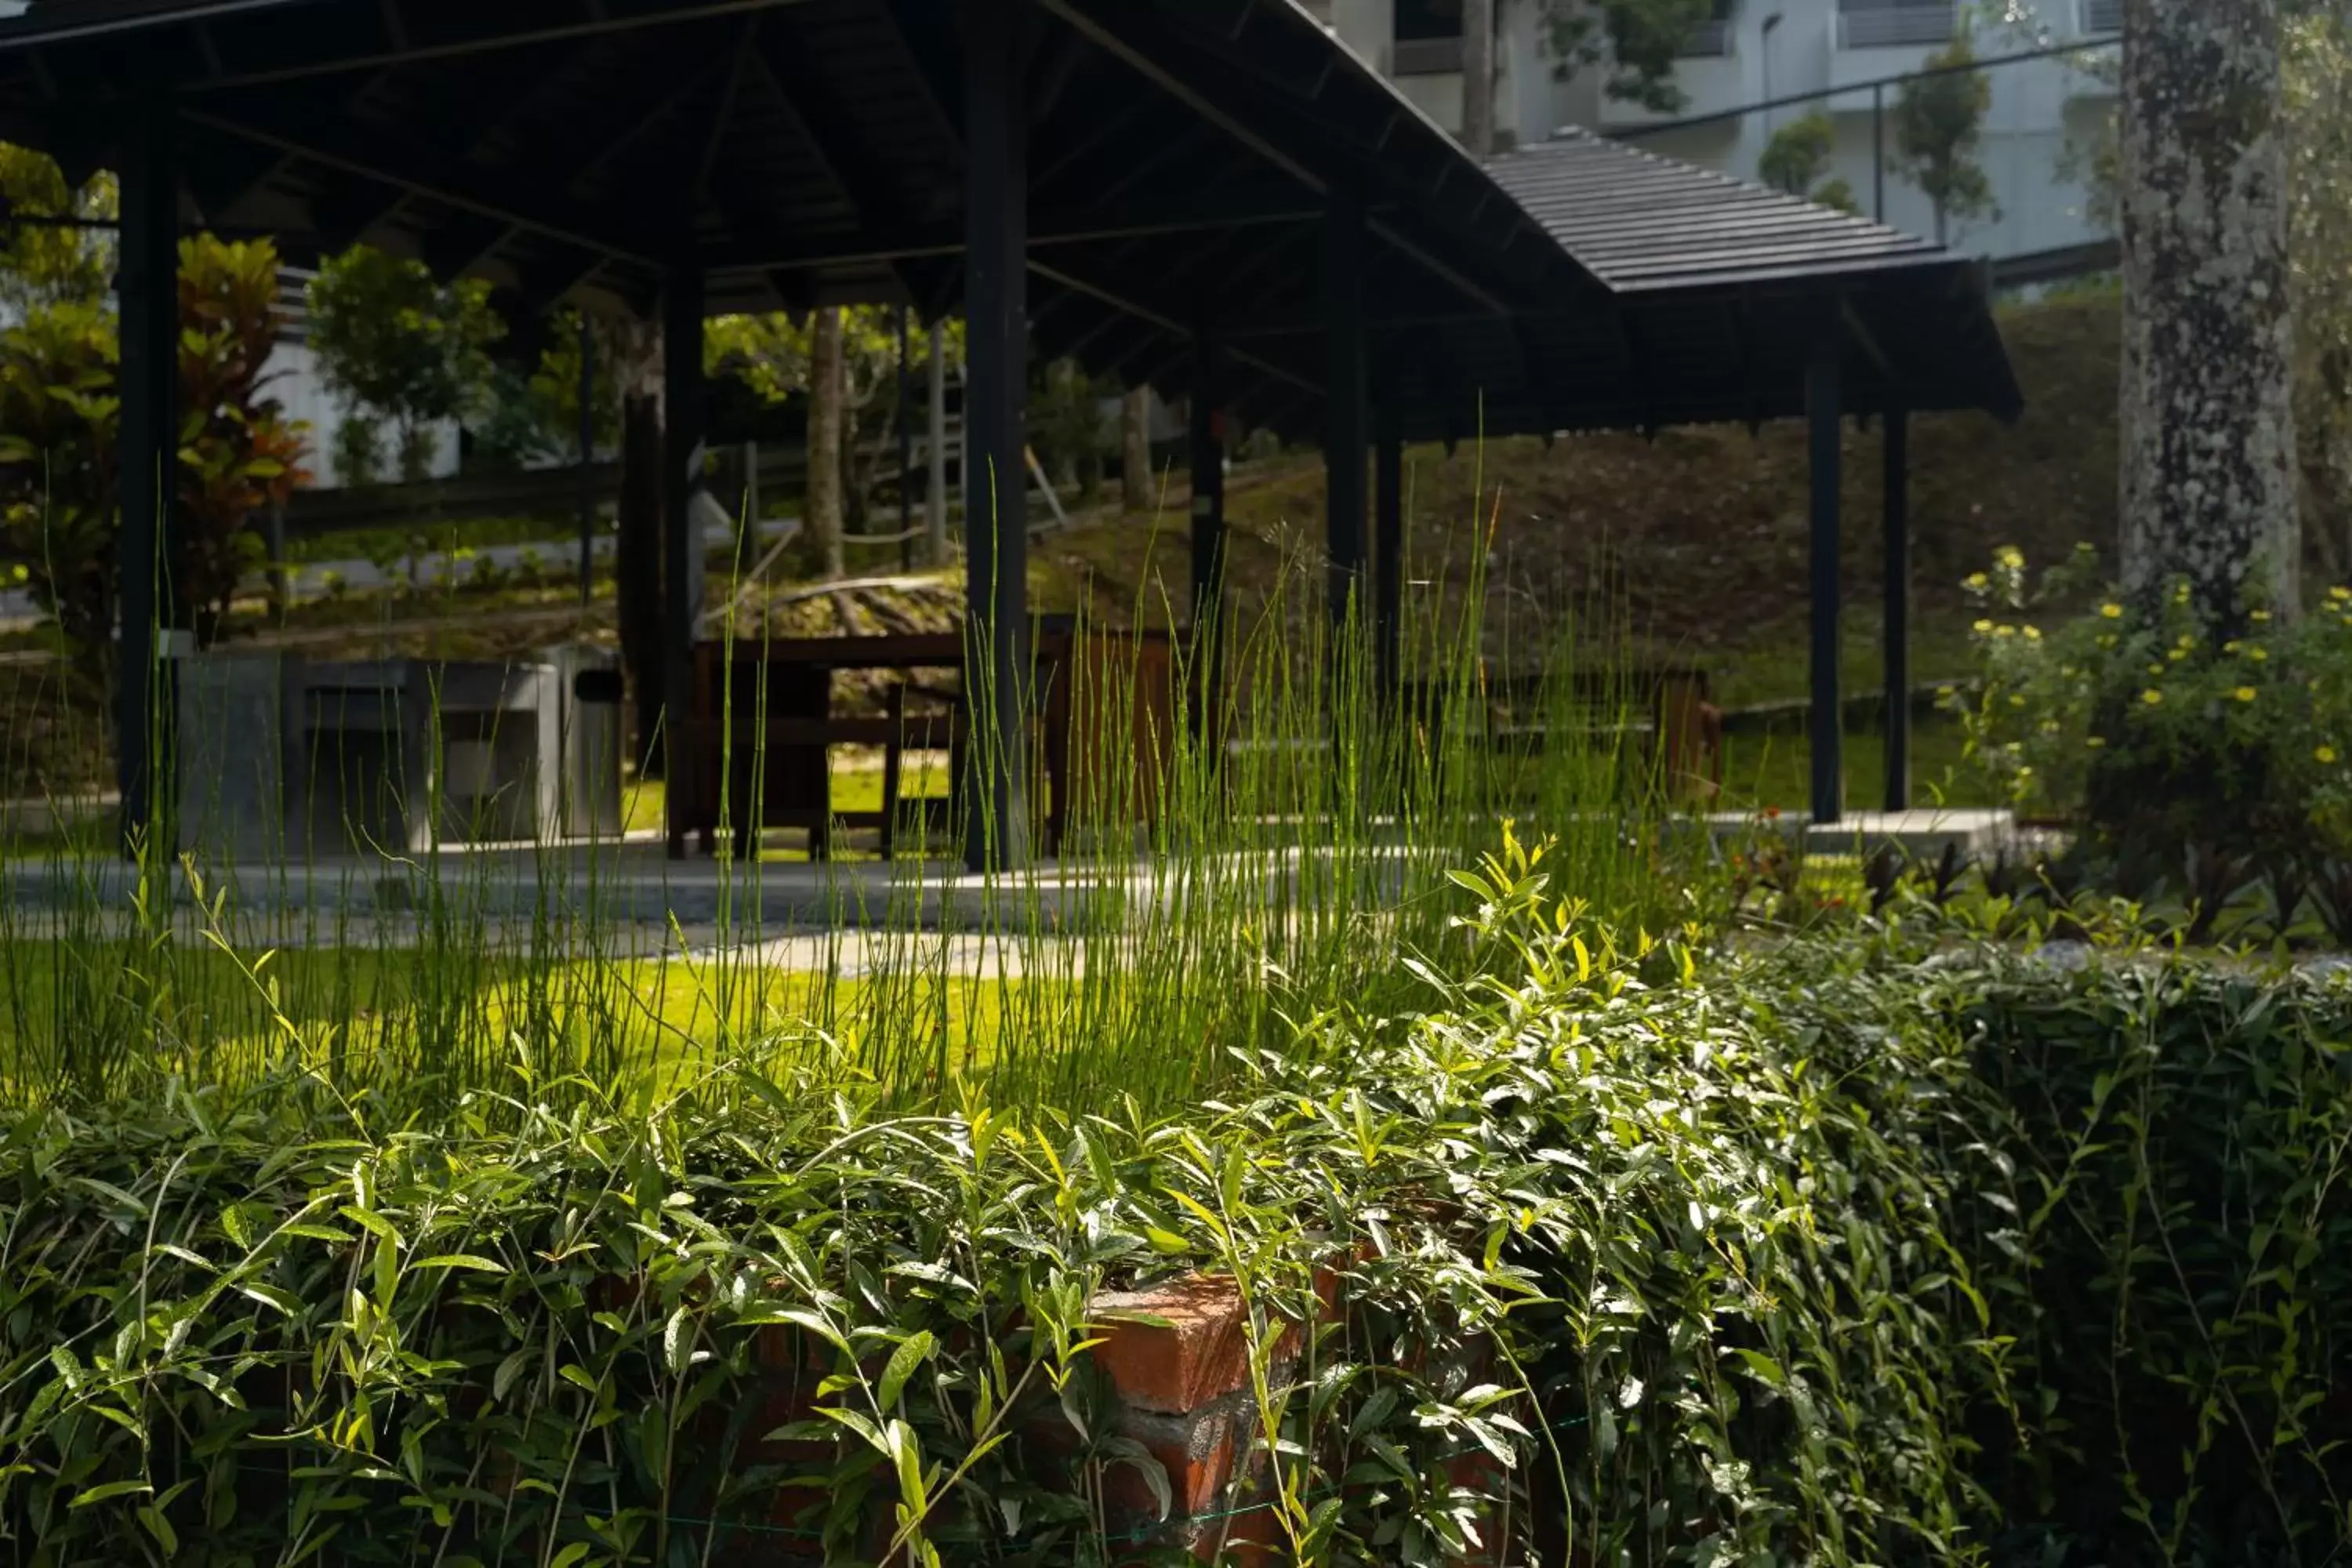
[1472,132,2024,826]
[0,1,2020,856]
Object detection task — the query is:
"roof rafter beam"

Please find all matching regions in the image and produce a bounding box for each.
[178,0,826,94]
[557,59,728,196]
[707,193,1316,273]
[1028,257,1320,396]
[180,106,660,268]
[1029,0,1517,319]
[869,0,964,161]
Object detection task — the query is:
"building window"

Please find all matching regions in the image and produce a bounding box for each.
[1678,0,1737,57]
[1394,0,1467,74]
[1837,0,1957,49]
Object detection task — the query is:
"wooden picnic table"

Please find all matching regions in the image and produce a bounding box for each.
[673,625,1179,860]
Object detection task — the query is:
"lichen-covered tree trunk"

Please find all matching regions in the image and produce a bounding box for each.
[611,314,666,770]
[806,306,847,579]
[1121,388,1151,514]
[1461,0,1496,157]
[2118,0,2298,630]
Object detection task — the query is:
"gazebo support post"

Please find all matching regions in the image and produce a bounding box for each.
[662,267,708,859]
[1325,191,1369,659]
[1374,405,1403,705]
[1882,398,1911,812]
[1189,326,1226,746]
[577,310,597,605]
[963,0,1033,872]
[1807,328,1843,829]
[118,102,180,859]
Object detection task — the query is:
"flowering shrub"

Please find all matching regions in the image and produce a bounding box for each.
[1951,546,2352,865]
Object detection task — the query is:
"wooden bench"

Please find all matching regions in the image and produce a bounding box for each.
[675,626,1184,860]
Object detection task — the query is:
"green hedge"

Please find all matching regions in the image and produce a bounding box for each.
[3,894,2348,1564]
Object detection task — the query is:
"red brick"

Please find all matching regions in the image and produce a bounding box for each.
[1089,1276,1257,1415]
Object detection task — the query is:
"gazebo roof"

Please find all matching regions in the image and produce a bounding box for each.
[1468,132,2025,434]
[0,0,1599,437]
[0,2,2020,443]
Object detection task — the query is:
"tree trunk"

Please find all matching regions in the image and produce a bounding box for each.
[612,315,666,771]
[807,305,848,578]
[2118,0,2297,630]
[1461,0,1496,158]
[1121,387,1152,514]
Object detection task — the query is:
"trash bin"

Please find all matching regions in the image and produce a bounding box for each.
[172,648,626,858]
[547,644,626,839]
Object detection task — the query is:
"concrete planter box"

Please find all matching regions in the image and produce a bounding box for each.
[172,646,623,859]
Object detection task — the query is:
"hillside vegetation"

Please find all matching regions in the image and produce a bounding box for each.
[1038,297,2123,707]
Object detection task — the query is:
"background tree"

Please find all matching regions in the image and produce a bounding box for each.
[610,314,666,766]
[0,145,114,314]
[706,307,963,574]
[1033,359,1115,506]
[174,236,310,643]
[465,307,624,473]
[1890,36,1998,242]
[2118,0,2296,626]
[1463,0,1497,154]
[0,301,118,671]
[1759,111,1861,214]
[1120,388,1153,514]
[1538,0,1715,114]
[2283,5,2352,581]
[305,247,502,482]
[0,230,306,672]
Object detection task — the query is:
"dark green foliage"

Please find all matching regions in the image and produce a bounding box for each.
[1949,954,2352,1565]
[5,841,2350,1563]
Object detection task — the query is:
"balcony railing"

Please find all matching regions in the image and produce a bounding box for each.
[1836,3,1957,48]
[1392,34,1465,74]
[2077,0,2122,34]
[1678,17,1734,56]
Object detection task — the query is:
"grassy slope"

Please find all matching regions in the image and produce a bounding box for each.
[1036,298,2122,710]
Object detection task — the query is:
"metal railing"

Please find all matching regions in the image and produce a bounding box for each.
[1392,34,1465,75]
[1678,17,1734,57]
[1837,2,1958,49]
[1613,38,2125,266]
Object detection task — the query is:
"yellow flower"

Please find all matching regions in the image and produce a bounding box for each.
[2249,646,2270,662]
[2234,687,2258,702]
[2147,663,2165,677]
[2100,603,2124,619]
[2087,736,2107,749]
[1995,546,2025,570]
[2320,746,2340,765]
[1965,572,1990,590]
[2169,648,2189,662]
[2022,626,2042,641]
[2142,688,2165,706]
[2224,641,2242,655]
[1973,619,1994,634]
[2008,694,2026,708]
[2252,609,2273,622]
[2332,586,2351,601]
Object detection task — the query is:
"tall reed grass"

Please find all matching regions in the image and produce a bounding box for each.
[0,474,1700,1121]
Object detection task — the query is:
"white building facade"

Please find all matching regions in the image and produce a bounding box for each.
[1309,0,2120,263]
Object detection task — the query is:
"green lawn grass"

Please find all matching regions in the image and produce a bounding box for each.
[0,934,1033,1099]
[1719,715,1993,815]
